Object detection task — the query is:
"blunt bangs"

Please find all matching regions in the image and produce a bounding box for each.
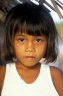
[12,20,49,37]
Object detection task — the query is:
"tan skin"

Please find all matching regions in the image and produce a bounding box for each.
[0,33,63,95]
[12,32,47,83]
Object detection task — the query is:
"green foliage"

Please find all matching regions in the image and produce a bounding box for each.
[55,21,63,39]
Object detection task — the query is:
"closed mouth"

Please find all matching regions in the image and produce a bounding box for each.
[24,56,35,60]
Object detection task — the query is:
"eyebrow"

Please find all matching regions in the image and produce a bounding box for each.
[15,34,26,37]
[15,35,47,40]
[15,33,47,38]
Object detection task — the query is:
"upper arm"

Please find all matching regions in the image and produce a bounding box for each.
[50,66,63,96]
[0,65,6,94]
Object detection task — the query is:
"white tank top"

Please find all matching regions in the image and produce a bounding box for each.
[1,63,59,96]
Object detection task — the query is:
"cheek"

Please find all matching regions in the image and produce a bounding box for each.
[14,46,25,55]
[13,42,25,57]
[36,43,47,58]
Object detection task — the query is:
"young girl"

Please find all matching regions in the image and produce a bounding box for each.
[0,3,63,96]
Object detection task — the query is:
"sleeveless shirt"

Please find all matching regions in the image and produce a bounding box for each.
[1,63,59,96]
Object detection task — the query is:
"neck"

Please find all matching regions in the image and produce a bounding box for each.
[16,62,41,71]
[15,62,41,84]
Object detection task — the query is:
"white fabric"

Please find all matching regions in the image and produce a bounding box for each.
[1,63,59,96]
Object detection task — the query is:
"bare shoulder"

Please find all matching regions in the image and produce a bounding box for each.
[0,64,6,74]
[50,66,63,96]
[0,65,6,91]
[0,64,6,82]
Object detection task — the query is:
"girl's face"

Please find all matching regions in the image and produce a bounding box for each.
[12,32,47,67]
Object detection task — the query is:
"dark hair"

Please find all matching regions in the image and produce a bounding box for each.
[1,3,58,63]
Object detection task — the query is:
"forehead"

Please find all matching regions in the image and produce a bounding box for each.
[14,32,47,39]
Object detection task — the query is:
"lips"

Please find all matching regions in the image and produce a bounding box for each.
[24,56,35,60]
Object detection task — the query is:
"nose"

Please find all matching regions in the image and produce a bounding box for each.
[25,41,35,52]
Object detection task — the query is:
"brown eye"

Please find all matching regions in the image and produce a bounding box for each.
[36,38,42,42]
[17,38,25,42]
[20,38,25,42]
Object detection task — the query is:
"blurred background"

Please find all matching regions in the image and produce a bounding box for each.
[0,0,63,71]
